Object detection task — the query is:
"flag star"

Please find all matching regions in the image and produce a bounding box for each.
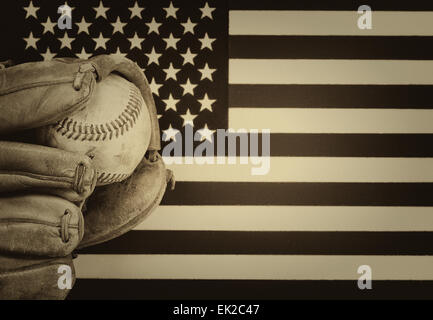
[93,33,109,50]
[94,1,109,19]
[162,93,179,112]
[180,78,197,95]
[198,93,216,112]
[59,32,73,49]
[77,17,91,34]
[181,18,196,34]
[181,109,198,127]
[162,124,180,142]
[149,78,162,95]
[41,47,56,61]
[112,47,126,59]
[180,48,197,65]
[163,2,178,18]
[163,33,180,49]
[128,32,143,49]
[76,47,92,60]
[24,1,39,19]
[199,33,216,50]
[112,17,126,34]
[145,47,162,65]
[198,63,216,81]
[129,2,144,18]
[146,18,162,34]
[163,63,180,80]
[200,2,215,20]
[197,124,215,142]
[41,17,56,34]
[24,32,38,49]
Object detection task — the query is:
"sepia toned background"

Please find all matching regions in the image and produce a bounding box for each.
[3,0,433,299]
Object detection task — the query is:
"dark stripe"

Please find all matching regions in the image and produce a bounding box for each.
[69,279,433,299]
[269,134,433,157]
[229,0,433,11]
[229,84,433,108]
[229,36,433,60]
[78,231,433,255]
[162,182,433,206]
[161,133,433,157]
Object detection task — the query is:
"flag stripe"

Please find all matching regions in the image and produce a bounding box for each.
[229,11,433,36]
[161,182,433,206]
[164,157,433,182]
[229,85,433,109]
[229,36,433,60]
[68,279,433,300]
[229,59,433,85]
[75,254,433,279]
[228,0,433,11]
[135,206,433,231]
[163,133,433,157]
[228,108,433,133]
[78,231,433,255]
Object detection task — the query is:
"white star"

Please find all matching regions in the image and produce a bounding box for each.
[199,33,216,50]
[41,17,56,34]
[128,32,143,49]
[59,32,73,49]
[145,47,162,65]
[112,17,126,34]
[180,78,197,95]
[198,93,216,112]
[180,48,197,65]
[77,17,91,34]
[93,33,109,50]
[181,109,198,127]
[163,63,180,80]
[163,2,178,18]
[146,18,162,34]
[41,47,56,61]
[198,63,216,81]
[24,2,39,19]
[162,93,179,112]
[162,125,180,142]
[94,1,109,19]
[149,78,162,95]
[181,18,196,34]
[112,47,126,59]
[24,32,38,49]
[200,2,215,20]
[197,124,215,142]
[76,47,92,60]
[129,2,144,18]
[163,33,180,49]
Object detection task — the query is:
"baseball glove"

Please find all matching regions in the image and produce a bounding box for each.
[0,55,173,299]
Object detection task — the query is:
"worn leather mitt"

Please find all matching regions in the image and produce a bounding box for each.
[0,55,173,299]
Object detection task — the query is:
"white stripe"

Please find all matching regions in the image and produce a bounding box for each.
[76,255,433,280]
[228,108,433,133]
[136,206,433,231]
[229,59,433,85]
[229,11,433,36]
[162,157,433,182]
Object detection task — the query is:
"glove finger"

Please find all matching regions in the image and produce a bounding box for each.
[0,59,95,133]
[0,141,97,203]
[0,193,84,257]
[0,254,75,300]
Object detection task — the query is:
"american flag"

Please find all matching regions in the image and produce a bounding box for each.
[5,0,433,299]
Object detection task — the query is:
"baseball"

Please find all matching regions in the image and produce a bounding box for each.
[37,74,151,186]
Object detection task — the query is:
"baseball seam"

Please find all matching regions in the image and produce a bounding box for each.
[97,172,131,184]
[52,84,143,142]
